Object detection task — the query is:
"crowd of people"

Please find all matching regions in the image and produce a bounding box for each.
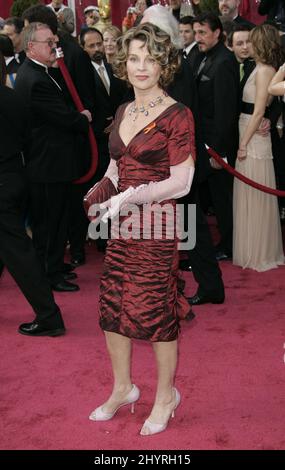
[1,0,285,436]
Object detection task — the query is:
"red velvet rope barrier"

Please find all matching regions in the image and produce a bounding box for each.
[206,145,285,197]
[56,56,98,184]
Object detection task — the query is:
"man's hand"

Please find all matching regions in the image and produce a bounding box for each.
[57,12,65,23]
[104,117,113,134]
[256,117,271,137]
[81,110,92,123]
[210,157,223,170]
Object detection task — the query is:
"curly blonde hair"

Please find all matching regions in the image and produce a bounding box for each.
[250,24,285,70]
[112,23,181,88]
[103,25,121,40]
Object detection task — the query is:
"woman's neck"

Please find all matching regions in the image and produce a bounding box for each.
[133,87,163,107]
[106,53,114,64]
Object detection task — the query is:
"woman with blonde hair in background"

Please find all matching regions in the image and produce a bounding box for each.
[233,23,285,271]
[103,25,121,64]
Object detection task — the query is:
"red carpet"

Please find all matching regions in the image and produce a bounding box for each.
[1,234,285,450]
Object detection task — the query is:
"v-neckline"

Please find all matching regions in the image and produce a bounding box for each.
[117,102,179,149]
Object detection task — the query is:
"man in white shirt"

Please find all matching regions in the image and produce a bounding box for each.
[80,27,110,93]
[47,0,75,34]
[15,22,91,292]
[3,17,25,63]
[179,15,200,70]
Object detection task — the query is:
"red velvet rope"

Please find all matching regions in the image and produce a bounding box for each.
[56,56,98,184]
[206,145,285,197]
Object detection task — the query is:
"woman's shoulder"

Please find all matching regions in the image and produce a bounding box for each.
[114,101,130,122]
[162,102,194,136]
[256,63,276,76]
[165,101,193,120]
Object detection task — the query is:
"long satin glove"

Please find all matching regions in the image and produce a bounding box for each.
[104,158,119,190]
[100,164,195,222]
[85,159,119,219]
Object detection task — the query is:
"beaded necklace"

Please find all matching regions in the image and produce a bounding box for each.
[128,92,168,121]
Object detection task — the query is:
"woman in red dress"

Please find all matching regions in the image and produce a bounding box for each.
[88,23,196,435]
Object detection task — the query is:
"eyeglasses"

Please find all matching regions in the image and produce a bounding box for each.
[32,39,57,48]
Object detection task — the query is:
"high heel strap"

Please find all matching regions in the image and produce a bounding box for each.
[89,384,140,421]
[140,387,181,436]
[140,419,167,435]
[173,388,181,412]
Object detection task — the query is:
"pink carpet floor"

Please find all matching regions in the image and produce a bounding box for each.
[1,233,285,450]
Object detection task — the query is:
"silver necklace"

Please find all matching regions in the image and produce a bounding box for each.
[129,92,168,122]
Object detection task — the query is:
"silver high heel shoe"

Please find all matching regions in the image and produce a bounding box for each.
[140,388,181,436]
[89,384,140,421]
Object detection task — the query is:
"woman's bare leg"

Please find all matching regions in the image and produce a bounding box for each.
[141,339,178,434]
[100,331,133,413]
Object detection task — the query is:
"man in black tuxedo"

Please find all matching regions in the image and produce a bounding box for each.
[3,17,26,65]
[227,23,255,87]
[179,16,200,71]
[193,13,240,260]
[0,33,21,78]
[15,22,91,292]
[170,54,225,306]
[22,4,97,269]
[0,70,65,336]
[22,5,96,113]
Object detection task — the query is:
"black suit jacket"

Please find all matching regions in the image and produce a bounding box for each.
[183,43,201,71]
[58,34,96,112]
[167,57,209,184]
[194,41,240,167]
[15,58,89,183]
[48,34,96,113]
[92,60,128,138]
[0,85,28,168]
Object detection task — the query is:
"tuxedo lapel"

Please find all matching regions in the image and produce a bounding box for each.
[201,55,213,77]
[94,68,110,98]
[195,55,213,82]
[105,63,114,96]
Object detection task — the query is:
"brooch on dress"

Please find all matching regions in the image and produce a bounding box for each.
[144,122,156,134]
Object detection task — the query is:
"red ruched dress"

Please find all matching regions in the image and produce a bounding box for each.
[99,102,195,342]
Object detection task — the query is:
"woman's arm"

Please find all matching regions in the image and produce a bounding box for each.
[268,63,285,96]
[103,158,119,189]
[126,156,195,204]
[238,65,275,161]
[95,156,195,221]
